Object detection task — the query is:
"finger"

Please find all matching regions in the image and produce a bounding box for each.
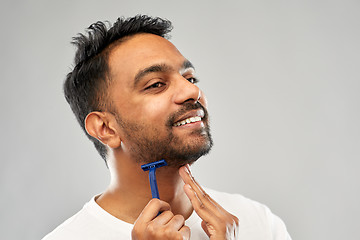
[179,165,222,213]
[179,225,191,239]
[179,165,208,199]
[135,199,171,224]
[183,164,227,212]
[153,210,176,225]
[165,214,186,231]
[183,183,217,224]
[201,220,211,237]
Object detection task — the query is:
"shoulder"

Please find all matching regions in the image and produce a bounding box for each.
[42,196,132,240]
[42,200,95,240]
[42,210,87,240]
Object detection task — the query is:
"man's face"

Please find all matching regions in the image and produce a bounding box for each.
[107,33,212,167]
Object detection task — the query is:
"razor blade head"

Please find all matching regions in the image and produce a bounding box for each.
[141,159,167,171]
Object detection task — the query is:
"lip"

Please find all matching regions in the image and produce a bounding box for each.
[173,109,205,125]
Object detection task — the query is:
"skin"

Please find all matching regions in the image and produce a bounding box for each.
[85,33,239,239]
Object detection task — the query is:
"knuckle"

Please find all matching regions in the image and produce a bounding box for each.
[202,191,209,198]
[146,222,156,233]
[173,234,184,240]
[163,227,175,237]
[163,210,174,218]
[174,214,185,222]
[218,221,226,229]
[162,225,186,240]
[149,198,161,206]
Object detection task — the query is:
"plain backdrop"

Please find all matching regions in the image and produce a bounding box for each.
[0,0,359,239]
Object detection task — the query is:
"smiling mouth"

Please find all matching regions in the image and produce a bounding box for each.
[173,116,202,127]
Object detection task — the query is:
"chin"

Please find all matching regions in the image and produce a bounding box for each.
[164,140,213,168]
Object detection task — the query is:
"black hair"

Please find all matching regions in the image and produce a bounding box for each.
[64,15,173,163]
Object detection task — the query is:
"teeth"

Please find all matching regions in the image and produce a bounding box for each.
[173,116,202,126]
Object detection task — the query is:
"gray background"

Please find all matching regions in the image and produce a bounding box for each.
[0,0,359,239]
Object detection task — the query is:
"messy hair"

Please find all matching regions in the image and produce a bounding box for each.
[64,15,173,163]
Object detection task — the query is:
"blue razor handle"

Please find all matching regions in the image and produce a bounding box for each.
[141,159,167,199]
[149,167,160,199]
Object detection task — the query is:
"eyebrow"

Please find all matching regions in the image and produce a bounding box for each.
[134,64,171,86]
[182,60,195,70]
[134,60,195,87]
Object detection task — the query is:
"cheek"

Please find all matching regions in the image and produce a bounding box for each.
[141,99,171,120]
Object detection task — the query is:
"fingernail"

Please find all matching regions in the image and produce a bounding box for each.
[183,165,189,174]
[185,164,192,176]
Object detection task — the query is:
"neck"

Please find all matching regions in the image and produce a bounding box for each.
[95,151,193,224]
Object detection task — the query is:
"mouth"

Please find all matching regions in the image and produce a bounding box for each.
[172,109,205,127]
[173,116,202,127]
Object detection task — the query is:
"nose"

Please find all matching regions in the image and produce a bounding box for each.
[173,76,201,105]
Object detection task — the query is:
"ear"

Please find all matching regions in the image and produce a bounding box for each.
[85,111,121,149]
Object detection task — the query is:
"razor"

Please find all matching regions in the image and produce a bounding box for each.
[141,159,168,199]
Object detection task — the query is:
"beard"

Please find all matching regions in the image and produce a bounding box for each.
[115,102,213,168]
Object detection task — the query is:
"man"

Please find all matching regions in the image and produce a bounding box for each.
[43,15,291,239]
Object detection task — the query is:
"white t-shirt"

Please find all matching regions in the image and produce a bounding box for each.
[43,188,291,239]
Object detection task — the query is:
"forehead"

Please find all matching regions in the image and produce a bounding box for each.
[108,34,186,84]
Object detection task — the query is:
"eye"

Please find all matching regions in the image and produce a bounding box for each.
[187,77,199,84]
[145,82,165,90]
